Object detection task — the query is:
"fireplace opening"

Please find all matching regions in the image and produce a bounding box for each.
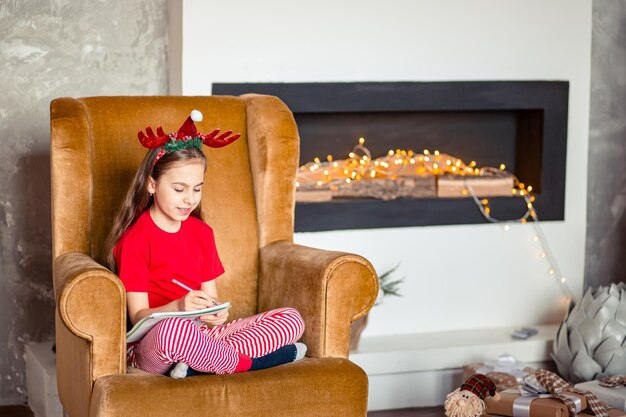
[213,81,568,232]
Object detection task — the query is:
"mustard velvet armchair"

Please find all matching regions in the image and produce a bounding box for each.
[49,95,378,417]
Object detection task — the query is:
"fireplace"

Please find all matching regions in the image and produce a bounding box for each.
[213,82,568,232]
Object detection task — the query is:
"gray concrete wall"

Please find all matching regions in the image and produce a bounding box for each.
[0,0,168,404]
[585,1,626,292]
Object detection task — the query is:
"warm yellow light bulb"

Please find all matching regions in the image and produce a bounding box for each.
[327,154,333,162]
[481,199,489,205]
[359,137,365,144]
[549,268,555,275]
[370,171,376,178]
[323,170,329,175]
[560,277,566,283]
[423,149,430,155]
[500,164,506,170]
[388,150,394,156]
[316,181,323,186]
[314,157,321,164]
[527,185,533,192]
[434,150,440,156]
[349,152,355,158]
[433,163,439,169]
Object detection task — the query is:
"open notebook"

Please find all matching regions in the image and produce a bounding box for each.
[126,302,231,343]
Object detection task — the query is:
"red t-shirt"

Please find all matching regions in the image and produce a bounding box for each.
[113,210,225,308]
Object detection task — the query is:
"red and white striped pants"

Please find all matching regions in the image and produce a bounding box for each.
[127,307,304,375]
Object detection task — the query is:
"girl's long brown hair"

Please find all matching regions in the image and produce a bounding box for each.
[105,147,206,271]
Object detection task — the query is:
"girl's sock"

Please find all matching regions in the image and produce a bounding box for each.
[250,342,307,371]
[169,362,190,379]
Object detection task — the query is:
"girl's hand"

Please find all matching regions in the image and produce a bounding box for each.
[199,308,229,327]
[179,290,212,311]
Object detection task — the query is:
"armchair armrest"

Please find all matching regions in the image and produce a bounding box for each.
[53,252,126,417]
[258,241,378,359]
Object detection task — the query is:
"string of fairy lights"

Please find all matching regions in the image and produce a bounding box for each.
[297,137,576,302]
[296,137,511,189]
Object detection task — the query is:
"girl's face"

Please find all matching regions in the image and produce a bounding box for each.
[147,160,205,232]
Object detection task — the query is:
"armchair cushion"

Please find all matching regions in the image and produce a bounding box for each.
[91,358,368,417]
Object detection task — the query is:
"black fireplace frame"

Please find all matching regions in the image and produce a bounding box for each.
[213,81,568,232]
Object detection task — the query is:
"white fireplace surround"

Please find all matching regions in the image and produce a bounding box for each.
[171,0,592,410]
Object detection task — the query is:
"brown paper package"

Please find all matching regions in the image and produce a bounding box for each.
[484,408,625,417]
[484,389,588,417]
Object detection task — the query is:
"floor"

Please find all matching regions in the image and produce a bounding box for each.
[0,405,34,417]
[368,406,445,417]
[0,403,443,417]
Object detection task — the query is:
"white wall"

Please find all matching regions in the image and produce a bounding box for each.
[178,0,592,336]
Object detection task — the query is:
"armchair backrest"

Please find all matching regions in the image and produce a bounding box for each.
[50,95,300,319]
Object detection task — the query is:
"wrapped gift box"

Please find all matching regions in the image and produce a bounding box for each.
[484,389,589,417]
[484,407,626,417]
[463,359,533,392]
[463,363,520,392]
[576,381,626,412]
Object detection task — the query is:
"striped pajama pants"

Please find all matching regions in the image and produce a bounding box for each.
[127,307,305,375]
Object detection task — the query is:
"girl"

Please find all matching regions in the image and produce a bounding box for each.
[105,110,306,378]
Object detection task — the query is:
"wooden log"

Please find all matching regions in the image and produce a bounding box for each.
[332,175,436,200]
[295,190,333,202]
[437,174,514,197]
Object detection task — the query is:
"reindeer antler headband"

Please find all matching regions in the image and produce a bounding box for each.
[138,110,241,164]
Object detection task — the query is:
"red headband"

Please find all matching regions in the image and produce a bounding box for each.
[137,110,241,164]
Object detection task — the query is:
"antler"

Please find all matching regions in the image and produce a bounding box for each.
[138,126,168,149]
[201,129,241,148]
